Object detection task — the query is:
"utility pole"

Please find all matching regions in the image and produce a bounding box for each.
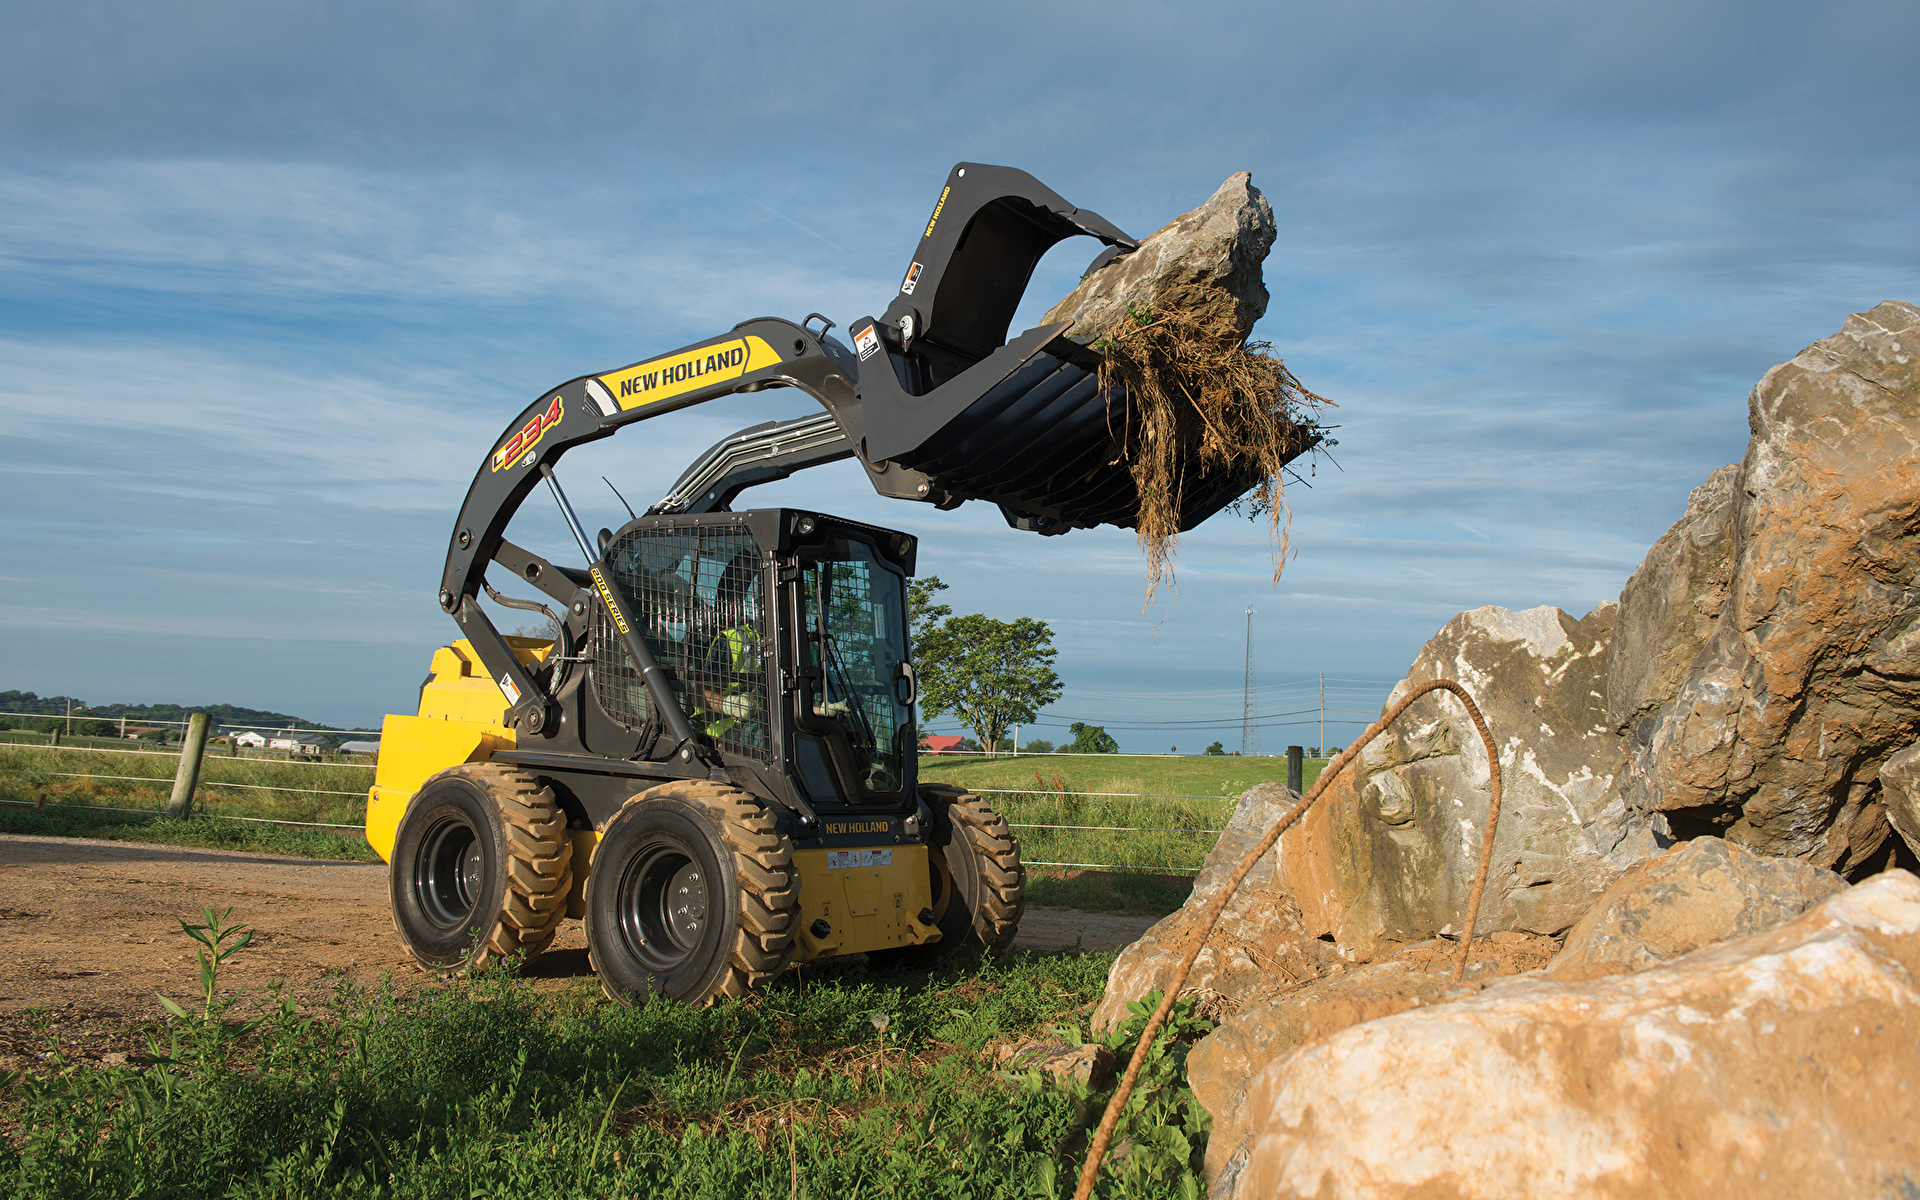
[1241,607,1261,757]
[1319,672,1325,757]
[64,697,72,737]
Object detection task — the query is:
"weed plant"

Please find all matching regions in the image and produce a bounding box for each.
[0,924,1210,1198]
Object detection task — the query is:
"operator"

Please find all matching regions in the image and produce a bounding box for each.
[697,615,765,746]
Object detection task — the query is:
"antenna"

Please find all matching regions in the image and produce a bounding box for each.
[603,477,637,520]
[1241,607,1261,757]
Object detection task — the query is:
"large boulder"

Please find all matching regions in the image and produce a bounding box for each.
[1190,933,1557,1190]
[1225,869,1920,1200]
[1883,739,1920,858]
[1041,172,1274,344]
[1089,783,1335,1033]
[1616,301,1920,873]
[1549,835,1846,978]
[1279,604,1659,957]
[1606,463,1741,730]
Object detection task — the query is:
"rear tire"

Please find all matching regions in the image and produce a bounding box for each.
[388,764,573,971]
[585,781,798,1005]
[874,784,1024,964]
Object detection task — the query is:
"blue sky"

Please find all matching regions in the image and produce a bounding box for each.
[2,0,1915,750]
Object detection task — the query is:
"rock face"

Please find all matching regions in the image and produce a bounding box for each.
[1548,835,1846,978]
[1040,172,1274,344]
[1189,934,1557,1189]
[1224,870,1920,1200]
[1616,301,1920,872]
[1280,604,1658,957]
[1607,463,1741,729]
[1883,740,1920,858]
[1089,783,1334,1033]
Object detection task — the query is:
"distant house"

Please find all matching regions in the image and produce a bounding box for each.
[120,726,167,740]
[232,731,269,748]
[921,735,966,755]
[268,732,329,757]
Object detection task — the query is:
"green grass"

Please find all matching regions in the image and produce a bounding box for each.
[0,740,378,860]
[921,753,1326,878]
[0,938,1213,1199]
[1026,870,1193,917]
[0,741,372,825]
[0,802,380,861]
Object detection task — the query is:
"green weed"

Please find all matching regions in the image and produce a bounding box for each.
[0,926,1204,1199]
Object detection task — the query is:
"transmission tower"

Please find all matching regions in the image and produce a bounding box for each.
[1241,607,1261,757]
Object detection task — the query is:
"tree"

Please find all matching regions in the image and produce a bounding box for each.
[1022,738,1056,754]
[1065,722,1119,754]
[917,613,1062,757]
[907,576,951,669]
[1204,741,1226,756]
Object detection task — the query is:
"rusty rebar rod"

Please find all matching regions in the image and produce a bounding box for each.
[1071,677,1504,1200]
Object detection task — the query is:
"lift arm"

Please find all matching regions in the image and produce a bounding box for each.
[441,164,1152,740]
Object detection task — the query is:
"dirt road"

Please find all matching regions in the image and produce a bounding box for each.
[0,834,1153,1068]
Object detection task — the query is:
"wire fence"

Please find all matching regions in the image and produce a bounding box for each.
[0,728,1332,876]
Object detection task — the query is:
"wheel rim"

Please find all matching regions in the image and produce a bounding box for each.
[615,839,709,973]
[416,813,482,929]
[927,849,954,922]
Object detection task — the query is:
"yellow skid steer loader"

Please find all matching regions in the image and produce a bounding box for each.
[366,164,1306,1005]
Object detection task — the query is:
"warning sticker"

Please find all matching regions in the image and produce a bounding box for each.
[827,849,893,869]
[900,261,923,295]
[853,324,881,362]
[498,673,521,705]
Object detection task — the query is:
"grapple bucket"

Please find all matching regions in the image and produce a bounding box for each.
[842,163,1289,536]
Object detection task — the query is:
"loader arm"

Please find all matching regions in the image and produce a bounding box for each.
[440,162,1317,746]
[438,164,1147,744]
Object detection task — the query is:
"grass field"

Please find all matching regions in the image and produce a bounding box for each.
[0,741,1328,916]
[922,753,1327,879]
[0,933,1212,1198]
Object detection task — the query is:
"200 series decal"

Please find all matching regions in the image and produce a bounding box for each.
[490,395,564,473]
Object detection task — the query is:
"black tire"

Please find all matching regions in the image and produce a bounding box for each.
[874,784,1024,964]
[388,763,573,971]
[585,781,798,1005]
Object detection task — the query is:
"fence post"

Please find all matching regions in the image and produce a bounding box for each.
[1286,745,1304,794]
[48,727,60,748]
[167,713,211,819]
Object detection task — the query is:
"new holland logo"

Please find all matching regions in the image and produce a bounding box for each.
[596,336,781,412]
[824,821,891,836]
[490,395,564,473]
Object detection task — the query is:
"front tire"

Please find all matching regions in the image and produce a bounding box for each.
[585,782,798,1005]
[388,764,573,971]
[875,784,1025,964]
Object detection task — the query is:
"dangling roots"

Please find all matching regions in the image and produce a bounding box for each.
[1096,304,1331,606]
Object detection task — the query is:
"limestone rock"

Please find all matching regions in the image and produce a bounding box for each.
[1548,835,1846,978]
[1191,934,1559,1189]
[1223,870,1920,1200]
[1280,604,1659,957]
[994,1037,1116,1089]
[1040,172,1274,344]
[1619,301,1920,873]
[1884,740,1920,858]
[1606,463,1741,730]
[1089,782,1334,1033]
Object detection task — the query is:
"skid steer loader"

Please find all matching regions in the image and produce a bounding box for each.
[366,163,1309,1005]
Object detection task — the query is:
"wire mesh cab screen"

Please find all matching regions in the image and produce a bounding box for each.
[591,525,770,762]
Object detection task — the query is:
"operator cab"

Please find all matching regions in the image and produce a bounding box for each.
[584,507,918,816]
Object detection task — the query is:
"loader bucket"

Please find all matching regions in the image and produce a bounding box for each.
[844,163,1307,536]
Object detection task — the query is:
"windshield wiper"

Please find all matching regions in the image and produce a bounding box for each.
[821,631,878,755]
